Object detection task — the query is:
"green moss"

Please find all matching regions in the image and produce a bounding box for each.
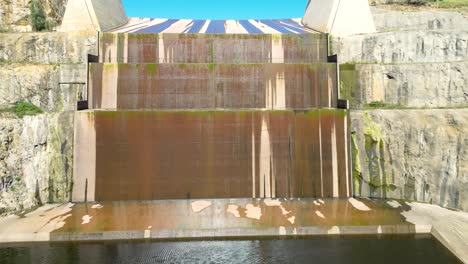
[351,132,362,195]
[340,63,356,71]
[362,113,396,195]
[145,64,159,73]
[307,64,319,71]
[320,109,348,118]
[0,101,43,118]
[208,63,216,71]
[363,113,383,142]
[271,34,284,42]
[364,101,403,109]
[103,63,116,70]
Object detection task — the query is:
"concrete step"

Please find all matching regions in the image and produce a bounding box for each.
[88,63,338,110]
[99,33,329,64]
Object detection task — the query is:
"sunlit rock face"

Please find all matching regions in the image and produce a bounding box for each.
[335,7,468,212]
[0,0,67,32]
[351,110,468,211]
[0,113,74,213]
[0,32,96,215]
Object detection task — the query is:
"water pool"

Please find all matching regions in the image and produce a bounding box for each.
[0,235,461,264]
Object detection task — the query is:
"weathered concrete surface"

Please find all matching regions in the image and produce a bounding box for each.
[0,112,74,214]
[72,111,95,203]
[60,0,128,32]
[89,63,338,110]
[371,7,468,32]
[99,33,328,64]
[0,32,98,64]
[0,198,466,262]
[0,64,87,111]
[402,202,468,263]
[302,0,376,36]
[74,110,351,201]
[339,61,468,108]
[351,109,468,211]
[0,0,67,32]
[333,30,468,64]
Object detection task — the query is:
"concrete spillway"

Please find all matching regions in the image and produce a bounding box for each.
[99,33,328,63]
[74,110,350,201]
[73,33,351,202]
[88,63,338,110]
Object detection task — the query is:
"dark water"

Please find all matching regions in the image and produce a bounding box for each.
[0,235,461,264]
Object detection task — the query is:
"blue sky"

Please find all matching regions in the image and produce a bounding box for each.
[121,0,309,20]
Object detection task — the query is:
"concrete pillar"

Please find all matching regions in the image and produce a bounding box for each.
[60,0,128,32]
[302,0,376,36]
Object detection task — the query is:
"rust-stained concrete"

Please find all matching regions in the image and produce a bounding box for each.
[0,198,466,262]
[73,110,351,202]
[99,33,328,64]
[88,63,337,110]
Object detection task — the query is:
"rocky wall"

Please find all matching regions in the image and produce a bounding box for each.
[0,0,67,32]
[0,32,96,214]
[0,32,98,64]
[0,64,87,112]
[333,30,467,64]
[0,112,74,214]
[339,7,468,212]
[351,109,468,211]
[339,61,468,108]
[371,7,468,32]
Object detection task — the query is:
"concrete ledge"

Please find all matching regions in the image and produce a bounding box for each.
[2,225,430,243]
[0,199,466,262]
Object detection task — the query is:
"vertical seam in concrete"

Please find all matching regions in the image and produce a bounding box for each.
[158,35,165,63]
[252,122,256,198]
[123,34,128,63]
[319,111,324,196]
[344,113,350,197]
[332,116,339,197]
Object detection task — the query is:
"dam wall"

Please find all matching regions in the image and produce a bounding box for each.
[99,33,328,64]
[73,32,352,202]
[88,63,337,110]
[74,110,351,201]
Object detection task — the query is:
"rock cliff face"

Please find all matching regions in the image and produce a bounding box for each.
[0,112,73,213]
[334,30,467,64]
[371,7,468,32]
[0,32,97,64]
[351,110,468,211]
[0,32,94,215]
[0,0,67,32]
[337,7,468,211]
[340,61,468,108]
[0,64,87,111]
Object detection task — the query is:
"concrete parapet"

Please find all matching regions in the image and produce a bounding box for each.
[88,63,338,110]
[99,33,328,64]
